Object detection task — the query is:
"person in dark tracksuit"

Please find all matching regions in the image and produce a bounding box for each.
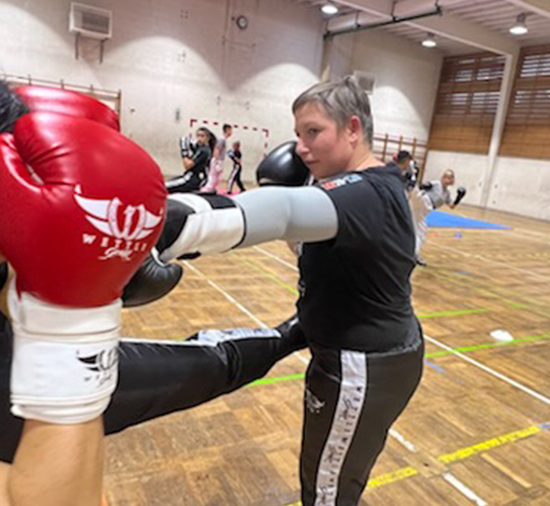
[166,127,216,193]
[156,75,425,505]
[226,141,247,194]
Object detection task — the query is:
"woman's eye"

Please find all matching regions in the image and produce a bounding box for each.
[308,128,319,135]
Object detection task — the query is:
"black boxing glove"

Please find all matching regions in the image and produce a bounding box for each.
[122,252,183,307]
[419,181,433,191]
[453,186,467,206]
[256,141,310,187]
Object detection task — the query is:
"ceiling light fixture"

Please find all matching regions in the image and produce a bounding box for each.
[321,3,339,15]
[422,33,437,48]
[510,13,528,35]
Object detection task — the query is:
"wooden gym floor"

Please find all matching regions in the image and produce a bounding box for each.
[105,205,550,506]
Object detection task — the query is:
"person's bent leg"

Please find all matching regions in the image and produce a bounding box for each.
[0,316,306,462]
[166,173,202,194]
[104,314,305,434]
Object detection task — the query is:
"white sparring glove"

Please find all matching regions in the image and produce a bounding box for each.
[157,193,246,262]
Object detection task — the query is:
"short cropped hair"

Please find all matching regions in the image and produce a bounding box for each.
[395,150,412,163]
[292,75,373,146]
[443,169,455,178]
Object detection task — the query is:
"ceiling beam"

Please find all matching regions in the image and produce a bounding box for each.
[335,0,394,18]
[392,0,469,18]
[503,0,550,19]
[406,13,520,55]
[328,0,520,55]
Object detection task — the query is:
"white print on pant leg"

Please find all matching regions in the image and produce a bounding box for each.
[227,167,240,192]
[306,388,326,414]
[314,350,367,506]
[165,171,192,189]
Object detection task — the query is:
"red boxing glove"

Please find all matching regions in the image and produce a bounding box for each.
[0,88,166,423]
[15,85,120,131]
[1,112,166,305]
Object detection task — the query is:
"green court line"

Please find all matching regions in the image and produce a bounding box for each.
[249,333,550,387]
[245,257,490,320]
[250,373,305,386]
[240,254,549,381]
[425,333,550,358]
[244,259,299,295]
[431,268,545,314]
[417,308,489,319]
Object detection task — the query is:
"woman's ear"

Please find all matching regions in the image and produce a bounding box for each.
[347,115,363,143]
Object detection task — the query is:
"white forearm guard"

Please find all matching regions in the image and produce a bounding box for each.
[159,193,246,263]
[8,283,121,424]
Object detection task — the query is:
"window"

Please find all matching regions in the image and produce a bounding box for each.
[429,53,506,153]
[500,45,550,159]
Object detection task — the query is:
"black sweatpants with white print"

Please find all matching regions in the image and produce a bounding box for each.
[300,338,424,506]
[165,171,205,194]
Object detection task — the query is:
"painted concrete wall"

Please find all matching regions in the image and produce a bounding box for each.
[323,28,443,142]
[425,151,550,221]
[0,0,323,179]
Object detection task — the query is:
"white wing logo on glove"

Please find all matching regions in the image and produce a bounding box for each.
[74,185,162,241]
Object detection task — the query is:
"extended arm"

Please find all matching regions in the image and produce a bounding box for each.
[158,186,338,262]
[235,186,338,247]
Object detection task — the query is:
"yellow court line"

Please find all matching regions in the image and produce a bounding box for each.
[439,425,542,464]
[283,423,545,505]
[366,466,419,489]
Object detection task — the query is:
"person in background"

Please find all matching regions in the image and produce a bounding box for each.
[412,169,467,266]
[226,141,246,194]
[202,123,232,193]
[166,127,216,194]
[391,150,419,193]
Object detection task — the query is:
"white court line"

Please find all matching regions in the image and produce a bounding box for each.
[388,429,418,453]
[443,473,488,506]
[184,261,266,328]
[432,242,550,282]
[183,261,309,365]
[253,245,299,271]
[252,246,550,407]
[389,428,490,506]
[423,334,550,406]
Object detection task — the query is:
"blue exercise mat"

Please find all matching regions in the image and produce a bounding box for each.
[427,211,510,229]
